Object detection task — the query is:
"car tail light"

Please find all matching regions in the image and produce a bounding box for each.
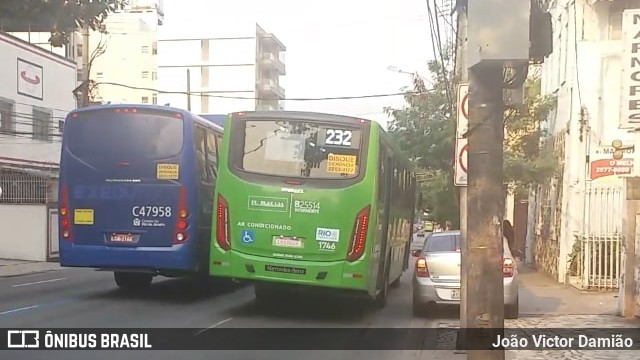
[502,257,514,277]
[347,205,371,262]
[173,186,189,244]
[216,194,231,250]
[416,257,429,277]
[59,184,72,241]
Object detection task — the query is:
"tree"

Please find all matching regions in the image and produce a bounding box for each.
[503,67,558,197]
[384,54,557,227]
[0,0,126,47]
[384,56,459,227]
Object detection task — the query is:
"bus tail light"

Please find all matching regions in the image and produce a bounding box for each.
[216,194,231,251]
[347,205,371,262]
[502,257,514,277]
[173,186,189,244]
[415,257,429,277]
[60,184,72,241]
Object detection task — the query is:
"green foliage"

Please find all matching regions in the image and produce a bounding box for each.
[0,0,127,47]
[503,73,558,196]
[384,51,459,227]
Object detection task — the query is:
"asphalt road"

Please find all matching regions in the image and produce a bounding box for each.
[0,238,460,360]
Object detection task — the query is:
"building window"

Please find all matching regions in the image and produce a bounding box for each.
[152,41,158,55]
[76,44,83,57]
[141,71,149,79]
[141,45,150,53]
[77,69,83,81]
[152,93,158,105]
[0,99,15,135]
[58,120,64,133]
[32,108,52,142]
[141,96,149,104]
[152,71,157,80]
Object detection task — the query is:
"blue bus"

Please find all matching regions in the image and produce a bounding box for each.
[58,104,224,290]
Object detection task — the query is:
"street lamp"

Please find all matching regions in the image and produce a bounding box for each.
[386,65,431,83]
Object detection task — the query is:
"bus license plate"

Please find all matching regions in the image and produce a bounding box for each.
[450,289,460,300]
[110,233,134,243]
[272,236,302,248]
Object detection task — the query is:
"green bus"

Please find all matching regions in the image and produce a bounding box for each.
[209,111,417,307]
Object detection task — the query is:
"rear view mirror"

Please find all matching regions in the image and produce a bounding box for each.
[411,249,422,257]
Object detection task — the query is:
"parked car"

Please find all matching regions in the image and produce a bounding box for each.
[410,230,519,319]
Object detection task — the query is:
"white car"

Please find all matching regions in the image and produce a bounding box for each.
[411,230,519,319]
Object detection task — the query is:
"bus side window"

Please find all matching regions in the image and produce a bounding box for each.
[205,130,218,178]
[194,126,208,183]
[377,148,385,201]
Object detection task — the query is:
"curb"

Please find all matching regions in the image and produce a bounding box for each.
[0,269,61,279]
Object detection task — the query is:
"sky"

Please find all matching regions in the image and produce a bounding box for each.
[156,0,441,127]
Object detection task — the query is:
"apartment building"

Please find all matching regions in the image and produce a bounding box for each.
[157,22,286,114]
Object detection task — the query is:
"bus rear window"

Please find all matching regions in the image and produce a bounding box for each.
[65,110,183,160]
[235,119,364,179]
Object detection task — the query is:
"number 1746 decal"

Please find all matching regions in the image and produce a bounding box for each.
[318,241,336,251]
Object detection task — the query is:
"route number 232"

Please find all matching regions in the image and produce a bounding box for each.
[325,129,353,146]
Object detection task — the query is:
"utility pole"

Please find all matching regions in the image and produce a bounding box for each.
[466,64,505,359]
[81,20,90,107]
[186,68,192,111]
[453,2,469,350]
[464,0,532,358]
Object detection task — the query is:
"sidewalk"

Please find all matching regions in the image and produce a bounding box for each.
[0,258,62,278]
[433,264,638,360]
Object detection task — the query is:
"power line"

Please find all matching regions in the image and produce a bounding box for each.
[95,81,426,101]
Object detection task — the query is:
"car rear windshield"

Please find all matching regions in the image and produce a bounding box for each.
[425,234,462,252]
[65,109,184,160]
[234,119,364,179]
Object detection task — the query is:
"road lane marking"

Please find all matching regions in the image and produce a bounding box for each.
[193,317,233,336]
[12,277,67,288]
[0,305,40,316]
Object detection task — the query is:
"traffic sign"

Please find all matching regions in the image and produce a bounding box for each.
[454,138,468,186]
[454,84,469,187]
[456,84,469,138]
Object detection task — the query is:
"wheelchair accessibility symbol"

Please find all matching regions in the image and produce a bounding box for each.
[241,229,255,244]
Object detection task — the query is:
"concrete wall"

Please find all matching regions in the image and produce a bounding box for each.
[0,205,49,261]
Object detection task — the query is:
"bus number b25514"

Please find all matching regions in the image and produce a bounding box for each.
[131,206,172,218]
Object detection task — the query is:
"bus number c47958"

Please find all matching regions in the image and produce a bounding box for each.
[131,206,172,218]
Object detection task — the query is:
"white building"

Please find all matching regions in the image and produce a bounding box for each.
[157,22,286,114]
[7,0,164,105]
[0,31,76,164]
[86,0,164,104]
[0,31,77,262]
[531,0,640,292]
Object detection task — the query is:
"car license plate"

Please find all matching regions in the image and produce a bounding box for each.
[272,236,303,248]
[110,233,134,243]
[450,289,460,300]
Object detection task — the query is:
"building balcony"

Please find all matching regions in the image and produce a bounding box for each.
[260,52,286,75]
[259,33,286,52]
[258,78,285,99]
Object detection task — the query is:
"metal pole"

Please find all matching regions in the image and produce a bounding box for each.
[466,63,505,360]
[186,68,192,111]
[81,20,90,107]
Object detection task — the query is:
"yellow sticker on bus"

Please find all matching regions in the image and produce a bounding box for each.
[326,153,357,175]
[74,209,94,225]
[157,164,179,179]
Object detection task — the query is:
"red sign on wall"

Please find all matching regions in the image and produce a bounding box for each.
[589,158,633,180]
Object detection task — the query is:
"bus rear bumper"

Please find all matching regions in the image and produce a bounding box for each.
[59,243,197,273]
[210,250,370,292]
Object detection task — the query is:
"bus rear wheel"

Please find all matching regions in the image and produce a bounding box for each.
[114,272,153,290]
